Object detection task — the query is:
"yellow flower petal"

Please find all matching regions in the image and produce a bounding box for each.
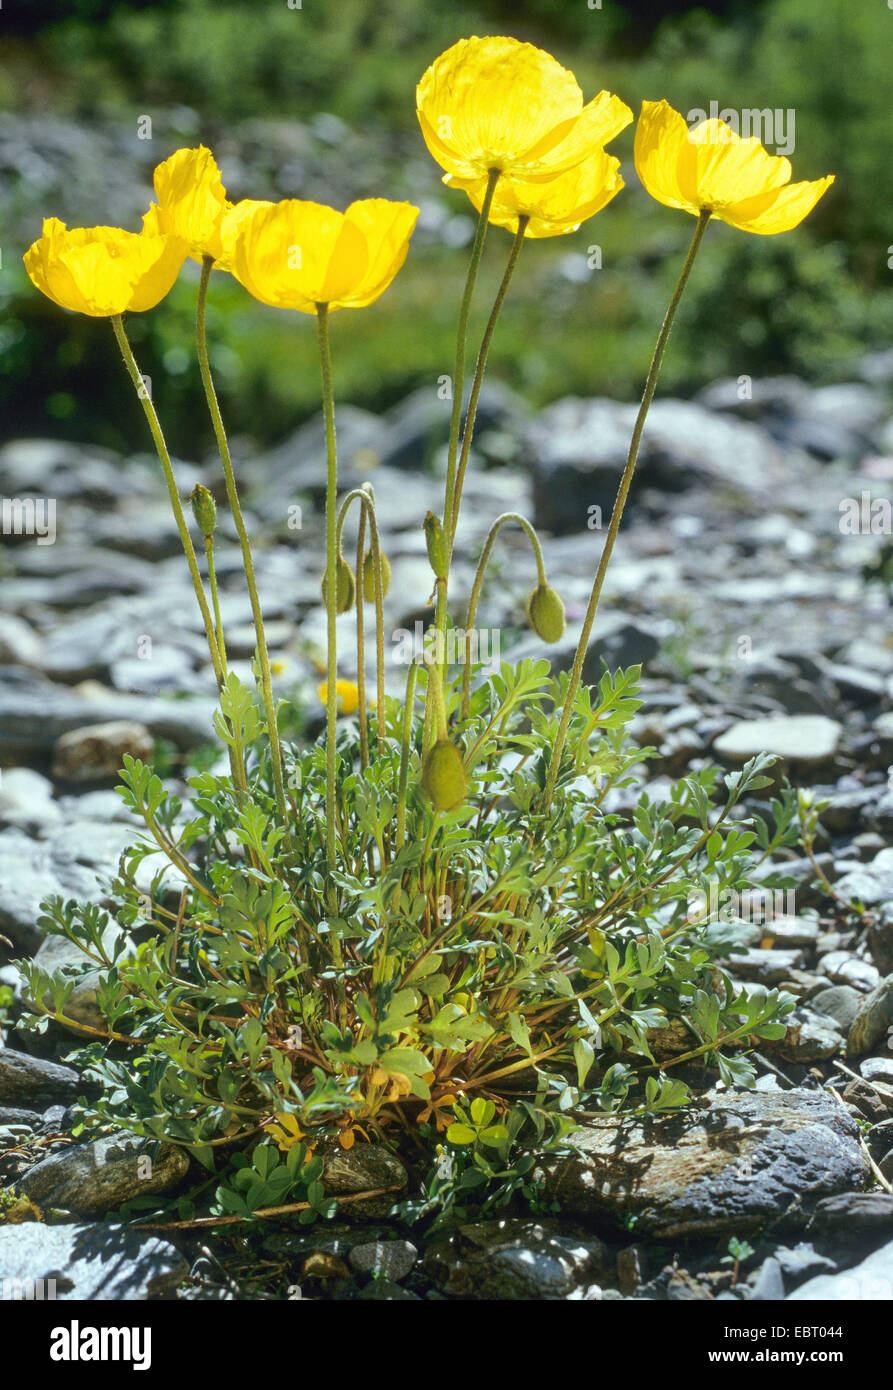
[343,199,420,307]
[417,36,630,185]
[634,99,699,214]
[716,174,836,235]
[459,148,624,238]
[145,145,230,262]
[23,219,187,317]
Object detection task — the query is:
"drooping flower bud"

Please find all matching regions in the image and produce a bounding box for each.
[190,483,217,536]
[526,582,565,643]
[321,557,356,614]
[424,511,449,580]
[362,548,392,601]
[421,738,467,812]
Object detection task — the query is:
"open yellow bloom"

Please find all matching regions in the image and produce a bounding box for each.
[230,198,418,313]
[417,36,632,186]
[23,218,187,317]
[634,100,834,234]
[317,679,360,715]
[459,147,624,238]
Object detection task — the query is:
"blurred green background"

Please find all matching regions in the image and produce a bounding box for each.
[1,0,890,454]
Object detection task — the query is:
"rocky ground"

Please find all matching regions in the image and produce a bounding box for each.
[1,354,893,1300]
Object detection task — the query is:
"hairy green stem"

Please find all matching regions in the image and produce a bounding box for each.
[110,314,224,689]
[316,303,341,925]
[541,211,711,810]
[449,215,527,546]
[196,258,288,824]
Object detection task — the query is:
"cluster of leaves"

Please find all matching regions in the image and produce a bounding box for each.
[16,655,802,1218]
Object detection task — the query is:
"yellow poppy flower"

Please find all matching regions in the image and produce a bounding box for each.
[416,36,632,186]
[458,147,624,238]
[230,198,418,314]
[634,100,834,234]
[317,679,360,715]
[23,218,187,317]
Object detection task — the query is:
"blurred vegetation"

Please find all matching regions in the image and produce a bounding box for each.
[1,0,890,454]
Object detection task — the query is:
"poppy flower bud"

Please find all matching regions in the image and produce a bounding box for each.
[321,557,356,614]
[526,582,565,643]
[421,738,467,812]
[190,483,217,536]
[424,511,449,580]
[362,549,392,601]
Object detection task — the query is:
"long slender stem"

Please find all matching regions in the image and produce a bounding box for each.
[354,500,369,770]
[432,167,500,661]
[111,314,224,689]
[541,211,712,811]
[203,534,227,675]
[449,216,527,546]
[395,660,420,852]
[196,258,288,824]
[316,303,340,911]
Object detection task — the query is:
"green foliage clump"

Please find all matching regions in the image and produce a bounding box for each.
[17,660,800,1219]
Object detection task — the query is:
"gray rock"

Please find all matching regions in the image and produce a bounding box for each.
[51,720,154,783]
[0,1048,81,1108]
[0,1106,42,1128]
[17,1131,189,1216]
[837,847,893,909]
[819,951,880,992]
[714,715,842,764]
[530,397,785,535]
[0,613,45,668]
[772,1243,837,1281]
[357,1277,421,1300]
[320,1142,407,1218]
[535,1088,869,1238]
[810,985,863,1034]
[0,668,215,758]
[806,1192,893,1239]
[749,1256,785,1300]
[0,768,62,830]
[425,1218,608,1300]
[861,1057,893,1086]
[764,1008,841,1063]
[847,975,893,1056]
[789,1238,893,1301]
[727,948,804,985]
[348,1239,417,1282]
[0,1222,186,1300]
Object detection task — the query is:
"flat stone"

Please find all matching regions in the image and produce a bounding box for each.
[51,720,154,782]
[819,951,880,992]
[861,1057,893,1086]
[810,985,863,1034]
[424,1218,608,1300]
[0,613,45,668]
[847,975,893,1056]
[0,1048,81,1109]
[535,1088,869,1238]
[806,1192,893,1238]
[17,1131,190,1215]
[0,768,62,830]
[348,1239,417,1282]
[789,1238,893,1301]
[0,1222,186,1300]
[320,1142,407,1219]
[763,1008,841,1063]
[727,948,804,985]
[714,715,842,764]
